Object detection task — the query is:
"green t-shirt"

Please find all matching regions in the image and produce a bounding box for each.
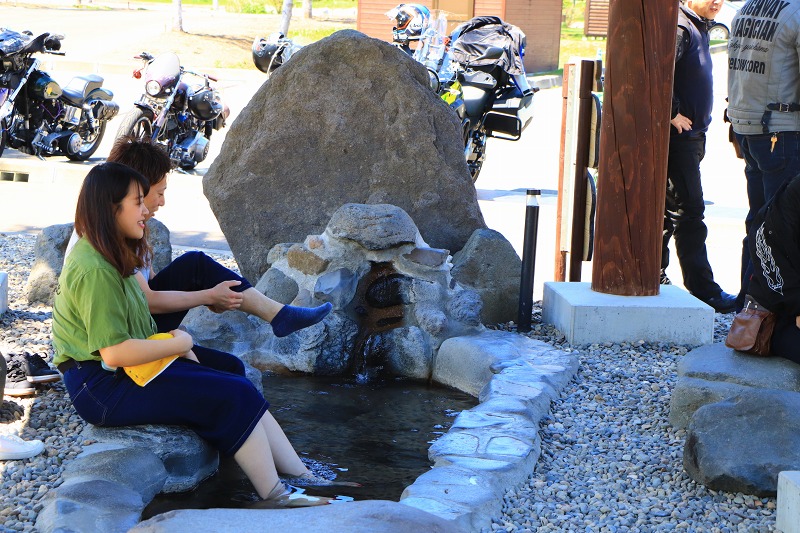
[52,238,156,367]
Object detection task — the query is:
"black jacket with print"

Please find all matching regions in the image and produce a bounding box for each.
[748,176,800,317]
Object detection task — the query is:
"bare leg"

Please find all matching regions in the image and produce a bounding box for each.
[259,410,309,476]
[233,419,281,499]
[240,287,283,322]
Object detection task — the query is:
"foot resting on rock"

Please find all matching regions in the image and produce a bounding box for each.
[270,303,333,338]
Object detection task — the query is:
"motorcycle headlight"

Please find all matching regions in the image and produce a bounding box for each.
[145,80,162,97]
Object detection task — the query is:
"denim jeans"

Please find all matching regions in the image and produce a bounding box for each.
[149,251,253,332]
[662,132,722,300]
[735,131,800,307]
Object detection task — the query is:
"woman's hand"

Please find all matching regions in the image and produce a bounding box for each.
[206,280,244,313]
[170,328,195,354]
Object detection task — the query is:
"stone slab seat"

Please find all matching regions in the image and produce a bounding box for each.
[669,343,800,429]
[671,343,800,497]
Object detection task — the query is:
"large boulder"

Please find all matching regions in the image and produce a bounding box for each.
[683,390,800,496]
[26,220,172,305]
[451,229,522,325]
[203,30,486,283]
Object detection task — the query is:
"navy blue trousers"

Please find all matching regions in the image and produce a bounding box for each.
[63,346,268,456]
[662,133,722,300]
[149,251,253,332]
[735,131,800,308]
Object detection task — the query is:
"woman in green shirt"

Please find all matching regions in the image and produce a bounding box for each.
[52,162,332,507]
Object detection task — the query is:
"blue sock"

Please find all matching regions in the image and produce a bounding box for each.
[271,303,333,338]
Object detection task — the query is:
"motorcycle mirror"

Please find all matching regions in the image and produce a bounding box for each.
[133,69,142,79]
[207,74,218,82]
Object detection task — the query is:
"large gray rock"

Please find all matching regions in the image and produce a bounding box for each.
[82,424,218,493]
[25,223,73,305]
[669,343,800,428]
[683,389,800,496]
[203,30,486,282]
[61,446,167,503]
[35,479,143,533]
[130,500,466,533]
[451,229,522,325]
[25,220,172,305]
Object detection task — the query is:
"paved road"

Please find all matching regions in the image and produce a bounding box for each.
[0,42,746,301]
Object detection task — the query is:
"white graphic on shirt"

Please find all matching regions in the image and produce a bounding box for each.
[755,222,784,295]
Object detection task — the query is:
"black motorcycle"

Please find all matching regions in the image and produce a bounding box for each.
[389,9,537,181]
[115,52,228,170]
[0,29,119,160]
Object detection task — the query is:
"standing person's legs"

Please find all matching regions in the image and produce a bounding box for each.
[666,134,723,301]
[735,132,800,307]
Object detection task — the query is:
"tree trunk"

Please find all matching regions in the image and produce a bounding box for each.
[173,0,184,33]
[280,0,294,35]
[304,0,313,19]
[590,0,678,295]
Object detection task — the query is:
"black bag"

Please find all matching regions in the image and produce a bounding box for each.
[724,296,776,356]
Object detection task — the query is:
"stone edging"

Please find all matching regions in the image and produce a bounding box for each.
[35,330,578,532]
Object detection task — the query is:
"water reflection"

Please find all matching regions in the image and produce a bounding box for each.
[142,373,477,519]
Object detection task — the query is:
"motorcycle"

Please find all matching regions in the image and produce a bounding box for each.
[252,33,303,77]
[115,52,229,170]
[0,29,119,160]
[387,6,537,181]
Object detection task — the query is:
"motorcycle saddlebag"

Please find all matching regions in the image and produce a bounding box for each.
[483,91,533,140]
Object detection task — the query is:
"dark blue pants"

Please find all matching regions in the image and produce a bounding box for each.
[735,131,800,308]
[62,346,269,456]
[149,251,253,332]
[771,315,800,365]
[662,133,722,300]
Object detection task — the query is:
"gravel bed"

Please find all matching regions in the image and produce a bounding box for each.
[0,231,779,532]
[483,310,777,532]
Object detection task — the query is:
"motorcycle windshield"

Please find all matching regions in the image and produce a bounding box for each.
[146,53,181,89]
[0,29,42,57]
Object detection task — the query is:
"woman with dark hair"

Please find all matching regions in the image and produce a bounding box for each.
[53,163,333,506]
[66,136,332,337]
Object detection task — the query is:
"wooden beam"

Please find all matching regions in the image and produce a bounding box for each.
[590,0,677,296]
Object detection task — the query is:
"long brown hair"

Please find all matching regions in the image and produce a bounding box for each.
[74,162,151,277]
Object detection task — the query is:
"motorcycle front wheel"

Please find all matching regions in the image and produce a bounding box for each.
[465,128,487,183]
[115,107,154,142]
[66,120,106,161]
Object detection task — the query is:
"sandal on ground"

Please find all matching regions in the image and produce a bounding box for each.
[261,481,334,508]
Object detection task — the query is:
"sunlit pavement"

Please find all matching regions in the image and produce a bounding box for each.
[0,51,746,301]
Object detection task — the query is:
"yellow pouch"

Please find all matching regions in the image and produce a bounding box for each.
[124,333,181,387]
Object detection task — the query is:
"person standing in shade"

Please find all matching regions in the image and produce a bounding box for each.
[727,0,800,310]
[662,0,736,313]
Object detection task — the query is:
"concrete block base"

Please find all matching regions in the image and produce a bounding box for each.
[0,271,8,315]
[778,471,800,533]
[542,282,714,346]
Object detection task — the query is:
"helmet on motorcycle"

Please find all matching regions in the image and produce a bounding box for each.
[386,4,431,44]
[252,33,286,74]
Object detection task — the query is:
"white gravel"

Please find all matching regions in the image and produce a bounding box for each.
[0,231,779,532]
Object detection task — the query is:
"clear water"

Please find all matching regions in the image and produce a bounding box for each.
[142,373,477,519]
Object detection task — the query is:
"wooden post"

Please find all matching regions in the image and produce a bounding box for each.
[590,0,677,296]
[568,60,597,282]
